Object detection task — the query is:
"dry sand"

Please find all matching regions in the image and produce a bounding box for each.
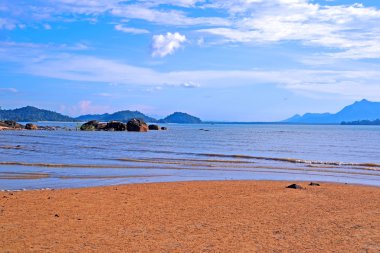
[1,181,379,252]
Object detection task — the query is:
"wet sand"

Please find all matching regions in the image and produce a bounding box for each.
[1,181,379,252]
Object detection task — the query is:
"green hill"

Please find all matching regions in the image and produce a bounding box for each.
[0,106,75,122]
[76,110,157,123]
[159,112,202,124]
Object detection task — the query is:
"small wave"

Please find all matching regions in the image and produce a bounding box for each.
[117,148,380,169]
[195,153,380,169]
[0,162,151,169]
[58,174,168,180]
[0,172,50,180]
[116,157,256,166]
[77,146,107,150]
[0,161,379,179]
[0,145,24,150]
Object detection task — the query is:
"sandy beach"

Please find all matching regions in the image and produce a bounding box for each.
[1,181,379,252]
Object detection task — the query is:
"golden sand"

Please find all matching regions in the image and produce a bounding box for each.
[1,181,379,252]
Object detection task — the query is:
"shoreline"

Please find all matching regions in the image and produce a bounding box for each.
[2,178,380,192]
[1,180,379,252]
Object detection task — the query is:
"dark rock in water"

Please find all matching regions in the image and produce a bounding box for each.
[161,127,167,130]
[286,184,304,189]
[25,123,38,130]
[127,118,148,132]
[0,120,23,129]
[309,182,320,186]
[105,121,126,131]
[80,120,99,131]
[38,126,58,131]
[96,123,107,131]
[148,124,160,130]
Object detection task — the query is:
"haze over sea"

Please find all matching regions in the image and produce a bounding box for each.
[1,123,379,190]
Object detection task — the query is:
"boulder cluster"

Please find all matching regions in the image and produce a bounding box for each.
[80,119,167,132]
[0,121,60,131]
[0,120,23,130]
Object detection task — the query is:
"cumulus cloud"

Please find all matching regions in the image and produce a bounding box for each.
[114,24,149,34]
[151,32,186,57]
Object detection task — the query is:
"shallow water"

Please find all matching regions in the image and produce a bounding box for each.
[0,124,379,190]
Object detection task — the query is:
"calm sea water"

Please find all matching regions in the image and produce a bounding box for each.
[1,123,379,190]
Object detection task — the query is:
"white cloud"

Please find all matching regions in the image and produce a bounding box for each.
[151,32,186,57]
[114,24,149,34]
[77,100,111,115]
[4,0,380,59]
[0,18,16,30]
[180,81,200,88]
[43,24,52,30]
[111,4,229,26]
[0,88,18,93]
[21,54,380,100]
[138,0,203,8]
[197,1,380,59]
[97,92,113,97]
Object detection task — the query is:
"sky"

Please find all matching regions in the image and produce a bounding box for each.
[1,0,380,121]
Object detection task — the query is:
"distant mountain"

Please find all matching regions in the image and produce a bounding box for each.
[159,112,202,124]
[76,110,157,123]
[0,106,75,122]
[284,99,380,124]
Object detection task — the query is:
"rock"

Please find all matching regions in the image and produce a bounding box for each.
[161,127,167,130]
[105,121,126,131]
[286,184,304,189]
[309,182,320,186]
[80,120,99,131]
[96,123,107,131]
[127,119,148,132]
[148,124,160,130]
[25,123,38,130]
[0,120,23,129]
[38,126,58,131]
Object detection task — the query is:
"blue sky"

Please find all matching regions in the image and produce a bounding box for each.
[1,0,380,121]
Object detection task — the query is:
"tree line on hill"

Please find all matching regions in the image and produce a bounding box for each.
[0,106,202,124]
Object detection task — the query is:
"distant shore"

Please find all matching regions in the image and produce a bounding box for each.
[1,180,379,252]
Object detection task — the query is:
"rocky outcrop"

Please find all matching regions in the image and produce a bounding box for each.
[79,119,152,132]
[96,123,107,131]
[25,123,38,130]
[161,127,167,130]
[148,124,160,130]
[0,121,23,130]
[80,120,99,131]
[127,119,148,132]
[105,121,126,131]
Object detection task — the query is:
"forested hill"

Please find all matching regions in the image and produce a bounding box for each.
[0,106,75,122]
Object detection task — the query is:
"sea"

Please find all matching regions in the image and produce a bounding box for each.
[1,123,379,190]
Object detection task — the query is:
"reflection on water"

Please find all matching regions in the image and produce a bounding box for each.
[0,124,380,190]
